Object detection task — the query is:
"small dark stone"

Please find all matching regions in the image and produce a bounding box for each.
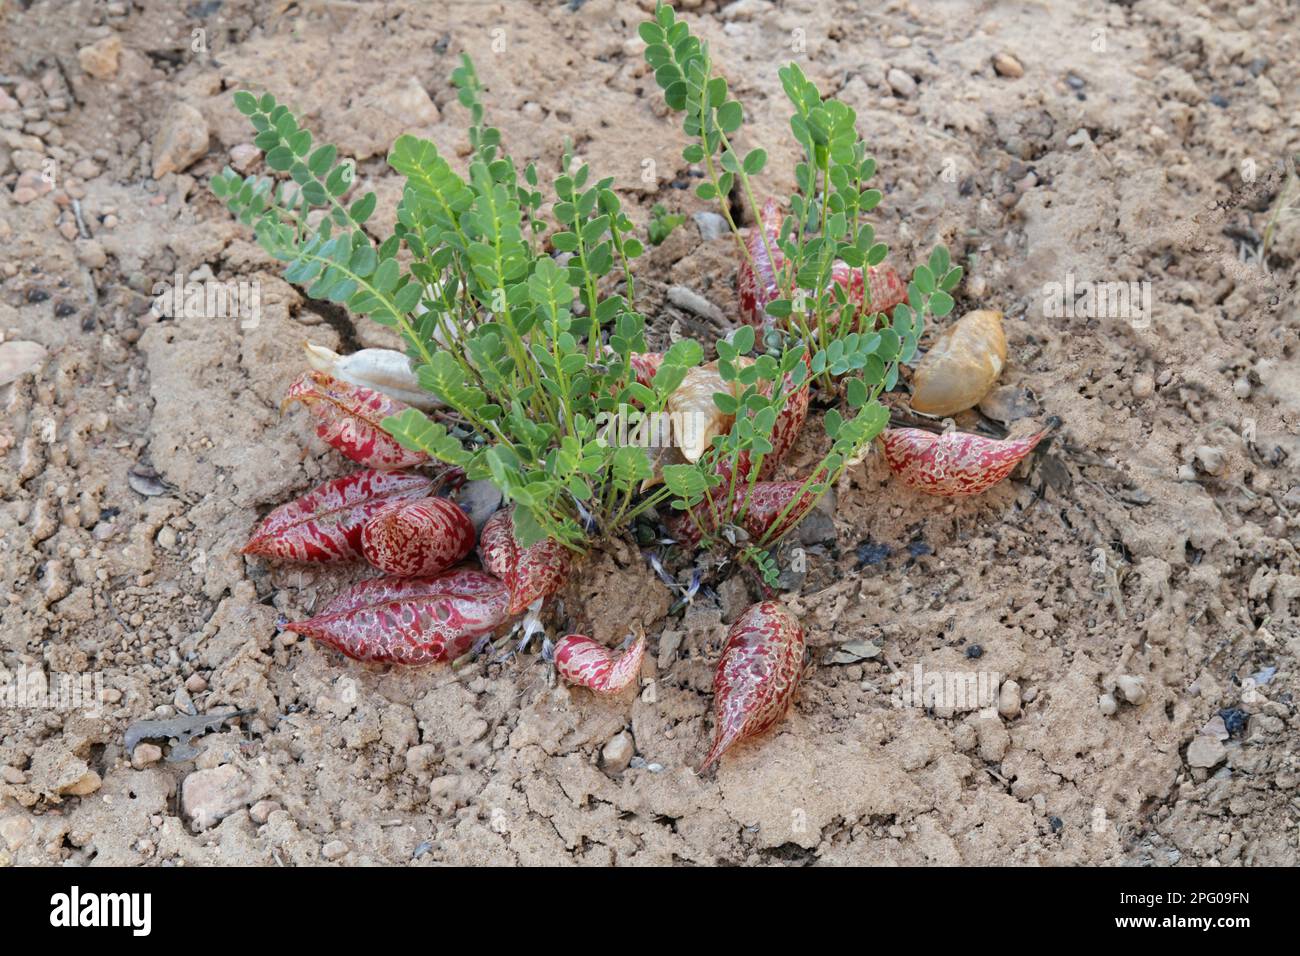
[1247,57,1268,77]
[1209,94,1229,108]
[907,540,932,558]
[1218,707,1248,736]
[1049,816,1063,832]
[55,302,77,318]
[1066,73,1085,89]
[26,288,50,304]
[965,644,984,659]
[856,539,891,567]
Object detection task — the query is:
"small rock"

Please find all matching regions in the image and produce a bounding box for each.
[1065,128,1091,148]
[229,142,260,173]
[181,764,251,830]
[1177,463,1197,482]
[601,732,634,773]
[0,341,48,388]
[693,211,728,241]
[978,385,1037,423]
[131,743,163,769]
[1186,735,1226,769]
[1116,675,1146,705]
[1098,693,1118,716]
[0,767,26,785]
[1194,445,1225,476]
[75,239,108,269]
[185,673,208,694]
[0,815,32,851]
[992,53,1024,78]
[998,680,1021,718]
[78,36,123,79]
[717,575,750,624]
[1131,373,1154,399]
[667,284,724,323]
[1232,377,1251,399]
[156,525,178,550]
[249,800,280,824]
[61,770,102,796]
[321,840,350,861]
[887,68,917,98]
[152,102,210,179]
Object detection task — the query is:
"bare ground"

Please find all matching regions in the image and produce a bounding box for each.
[0,0,1297,866]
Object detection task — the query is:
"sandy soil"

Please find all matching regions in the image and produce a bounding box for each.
[0,0,1297,866]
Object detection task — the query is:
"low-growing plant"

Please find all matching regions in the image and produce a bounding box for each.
[211,1,959,585]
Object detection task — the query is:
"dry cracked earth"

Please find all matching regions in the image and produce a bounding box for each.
[0,0,1297,866]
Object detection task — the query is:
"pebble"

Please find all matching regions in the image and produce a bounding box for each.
[1194,445,1225,476]
[1232,377,1251,399]
[998,680,1021,718]
[1131,373,1154,399]
[61,770,102,796]
[151,101,210,179]
[0,341,48,388]
[75,239,107,269]
[1065,128,1091,148]
[887,68,917,99]
[229,142,260,173]
[1116,674,1146,705]
[131,743,163,769]
[1177,463,1197,482]
[249,800,280,824]
[0,815,32,851]
[1098,693,1118,716]
[77,36,122,79]
[692,211,728,241]
[1186,735,1226,769]
[321,840,350,861]
[667,284,725,323]
[181,764,251,830]
[0,767,26,785]
[156,525,178,549]
[992,53,1024,78]
[185,673,208,694]
[601,732,634,773]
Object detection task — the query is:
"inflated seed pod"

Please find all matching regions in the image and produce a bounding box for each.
[667,360,749,463]
[360,496,476,577]
[242,469,435,563]
[880,427,1045,496]
[553,632,646,695]
[282,370,431,469]
[700,601,806,773]
[303,342,441,410]
[739,198,908,329]
[737,479,820,543]
[909,309,1007,417]
[478,509,573,615]
[283,568,510,665]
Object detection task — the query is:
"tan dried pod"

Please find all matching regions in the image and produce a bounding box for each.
[910,310,1007,417]
[667,358,753,462]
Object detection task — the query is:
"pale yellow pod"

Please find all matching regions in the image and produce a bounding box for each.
[667,358,752,462]
[910,310,1007,417]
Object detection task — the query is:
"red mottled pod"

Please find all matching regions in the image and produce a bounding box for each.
[880,427,1046,496]
[700,601,806,773]
[628,351,663,390]
[478,509,573,615]
[282,370,431,470]
[553,632,646,695]
[739,198,907,329]
[283,568,510,665]
[242,469,434,562]
[360,496,475,577]
[738,480,819,543]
